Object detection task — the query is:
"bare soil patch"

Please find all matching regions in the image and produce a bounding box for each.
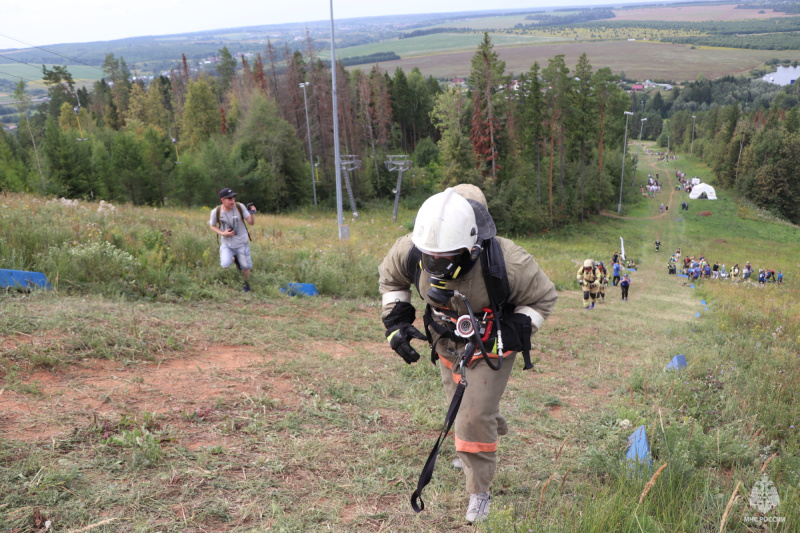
[0,344,273,445]
[698,211,713,217]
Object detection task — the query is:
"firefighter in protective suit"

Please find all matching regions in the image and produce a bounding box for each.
[577,259,601,309]
[378,185,557,523]
[595,261,608,303]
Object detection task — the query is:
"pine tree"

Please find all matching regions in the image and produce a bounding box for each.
[468,32,507,184]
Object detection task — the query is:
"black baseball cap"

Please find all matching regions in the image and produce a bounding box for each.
[219,188,236,199]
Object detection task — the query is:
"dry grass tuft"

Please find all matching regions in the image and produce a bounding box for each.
[639,463,669,504]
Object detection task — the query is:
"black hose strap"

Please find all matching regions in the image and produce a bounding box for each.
[410,379,466,513]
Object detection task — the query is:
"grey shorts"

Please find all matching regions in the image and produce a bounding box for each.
[220,244,253,270]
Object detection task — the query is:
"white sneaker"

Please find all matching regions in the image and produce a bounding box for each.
[452,456,464,469]
[465,492,491,523]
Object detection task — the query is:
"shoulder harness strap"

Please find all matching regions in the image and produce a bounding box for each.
[236,203,252,242]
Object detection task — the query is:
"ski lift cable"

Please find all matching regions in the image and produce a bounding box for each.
[0,33,105,72]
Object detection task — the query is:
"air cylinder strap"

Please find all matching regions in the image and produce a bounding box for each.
[410,379,466,513]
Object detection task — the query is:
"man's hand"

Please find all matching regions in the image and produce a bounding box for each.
[386,324,427,364]
[247,202,257,213]
[577,279,585,285]
[223,228,235,237]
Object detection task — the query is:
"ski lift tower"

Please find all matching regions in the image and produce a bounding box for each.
[67,86,88,141]
[340,155,361,219]
[169,128,181,164]
[385,155,412,222]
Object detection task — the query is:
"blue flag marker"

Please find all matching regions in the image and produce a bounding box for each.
[666,355,687,371]
[705,307,709,311]
[626,425,652,469]
[695,312,701,317]
[280,283,319,296]
[701,300,706,305]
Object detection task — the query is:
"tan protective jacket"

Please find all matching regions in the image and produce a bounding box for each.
[379,235,558,358]
[577,266,600,287]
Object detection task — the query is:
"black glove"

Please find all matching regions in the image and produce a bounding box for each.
[386,323,428,364]
[498,313,532,354]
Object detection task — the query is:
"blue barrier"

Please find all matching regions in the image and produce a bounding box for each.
[280,283,319,296]
[666,354,687,371]
[0,269,51,290]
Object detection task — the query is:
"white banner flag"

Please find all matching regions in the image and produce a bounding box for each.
[620,237,626,262]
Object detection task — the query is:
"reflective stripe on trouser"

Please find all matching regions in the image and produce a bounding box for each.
[438,352,516,494]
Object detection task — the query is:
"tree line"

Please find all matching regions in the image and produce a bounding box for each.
[0,33,651,234]
[3,32,799,233]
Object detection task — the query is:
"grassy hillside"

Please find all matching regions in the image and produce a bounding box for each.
[1,148,798,531]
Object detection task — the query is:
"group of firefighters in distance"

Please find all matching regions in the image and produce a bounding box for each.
[576,250,634,308]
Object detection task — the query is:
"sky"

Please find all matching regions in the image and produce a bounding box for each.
[1,0,668,50]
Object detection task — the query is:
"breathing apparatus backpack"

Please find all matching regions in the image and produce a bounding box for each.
[404,238,534,371]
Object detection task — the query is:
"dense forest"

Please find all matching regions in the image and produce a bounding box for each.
[2,33,800,232]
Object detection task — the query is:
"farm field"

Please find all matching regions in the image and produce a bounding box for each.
[321,32,562,60]
[368,40,791,81]
[0,63,103,94]
[1,148,798,531]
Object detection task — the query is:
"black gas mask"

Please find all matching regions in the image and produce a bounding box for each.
[421,250,470,306]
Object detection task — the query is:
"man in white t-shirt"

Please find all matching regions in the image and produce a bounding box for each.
[209,188,256,292]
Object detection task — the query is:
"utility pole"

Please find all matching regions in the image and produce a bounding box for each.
[330,0,346,239]
[691,115,697,157]
[299,82,317,206]
[617,111,633,214]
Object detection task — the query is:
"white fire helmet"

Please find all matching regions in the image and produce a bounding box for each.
[412,188,478,254]
[583,259,594,268]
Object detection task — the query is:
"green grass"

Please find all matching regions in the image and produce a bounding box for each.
[1,159,799,531]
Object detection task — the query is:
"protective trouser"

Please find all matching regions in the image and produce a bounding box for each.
[438,352,516,494]
[582,285,599,308]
